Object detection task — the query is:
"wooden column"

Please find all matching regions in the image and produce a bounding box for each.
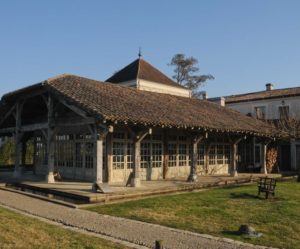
[93,128,107,184]
[91,126,108,192]
[231,137,244,177]
[106,133,113,183]
[131,130,149,187]
[188,135,204,182]
[13,101,23,178]
[21,139,27,168]
[46,95,55,183]
[163,131,169,179]
[261,142,268,174]
[231,143,238,177]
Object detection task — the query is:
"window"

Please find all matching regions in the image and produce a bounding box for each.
[178,144,187,166]
[36,137,47,165]
[255,145,261,164]
[126,142,133,169]
[209,145,216,165]
[54,135,74,168]
[209,144,231,165]
[112,142,125,169]
[217,145,224,164]
[141,142,151,168]
[85,142,94,168]
[197,144,205,166]
[152,142,162,168]
[75,143,84,168]
[168,143,177,167]
[255,106,266,119]
[279,106,289,120]
[224,145,231,164]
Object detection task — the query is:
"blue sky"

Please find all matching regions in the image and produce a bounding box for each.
[0,0,299,97]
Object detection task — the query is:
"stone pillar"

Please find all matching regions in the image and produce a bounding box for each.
[46,95,55,183]
[13,101,22,178]
[261,143,268,174]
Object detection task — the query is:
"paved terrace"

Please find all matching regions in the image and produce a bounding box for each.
[0,171,281,205]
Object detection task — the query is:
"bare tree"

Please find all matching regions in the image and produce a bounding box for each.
[169,54,214,98]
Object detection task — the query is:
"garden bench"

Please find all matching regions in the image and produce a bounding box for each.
[257,177,277,199]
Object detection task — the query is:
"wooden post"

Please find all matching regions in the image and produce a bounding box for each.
[94,128,107,184]
[231,137,244,177]
[13,101,22,178]
[231,143,238,177]
[163,131,168,179]
[92,126,108,192]
[21,139,27,168]
[46,95,55,183]
[188,135,204,182]
[261,142,268,174]
[131,130,149,187]
[106,133,113,183]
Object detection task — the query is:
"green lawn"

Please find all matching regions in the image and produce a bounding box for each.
[87,179,300,249]
[0,207,128,249]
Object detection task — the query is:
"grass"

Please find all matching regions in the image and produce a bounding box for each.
[87,179,300,249]
[0,207,128,249]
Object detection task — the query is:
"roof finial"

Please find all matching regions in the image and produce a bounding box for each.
[138,47,142,58]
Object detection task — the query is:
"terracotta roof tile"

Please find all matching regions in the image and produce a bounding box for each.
[225,87,300,103]
[43,75,276,136]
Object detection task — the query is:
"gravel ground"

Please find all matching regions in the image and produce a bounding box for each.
[0,190,275,249]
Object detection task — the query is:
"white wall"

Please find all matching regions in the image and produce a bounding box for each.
[138,79,191,97]
[226,95,300,119]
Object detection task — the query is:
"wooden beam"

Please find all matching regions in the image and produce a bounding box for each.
[55,118,96,127]
[58,98,88,119]
[0,103,17,127]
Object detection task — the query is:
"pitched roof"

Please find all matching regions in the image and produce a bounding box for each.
[106,58,187,89]
[225,86,300,104]
[21,74,275,137]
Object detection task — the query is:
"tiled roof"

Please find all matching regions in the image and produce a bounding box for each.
[225,87,300,103]
[106,58,187,89]
[37,74,276,137]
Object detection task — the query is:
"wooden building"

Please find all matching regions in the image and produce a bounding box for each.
[0,58,277,187]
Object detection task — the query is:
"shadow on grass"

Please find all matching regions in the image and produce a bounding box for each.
[230,192,285,202]
[230,192,259,199]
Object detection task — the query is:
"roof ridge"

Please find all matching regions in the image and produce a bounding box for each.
[47,73,73,83]
[225,85,300,99]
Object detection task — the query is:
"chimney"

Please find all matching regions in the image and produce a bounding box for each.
[266,83,274,91]
[199,91,207,100]
[220,97,225,107]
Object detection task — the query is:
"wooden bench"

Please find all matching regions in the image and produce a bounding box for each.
[257,177,277,199]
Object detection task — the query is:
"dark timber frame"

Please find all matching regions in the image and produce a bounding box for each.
[0,83,275,187]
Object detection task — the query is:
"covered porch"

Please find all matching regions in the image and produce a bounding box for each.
[0,74,277,190]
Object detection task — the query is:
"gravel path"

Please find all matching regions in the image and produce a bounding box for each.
[0,190,274,249]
